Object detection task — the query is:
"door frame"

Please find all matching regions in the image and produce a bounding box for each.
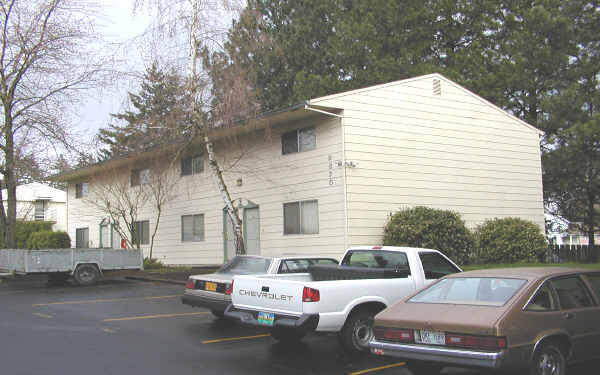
[222,199,259,262]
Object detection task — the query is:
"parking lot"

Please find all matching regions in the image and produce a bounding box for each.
[0,275,596,375]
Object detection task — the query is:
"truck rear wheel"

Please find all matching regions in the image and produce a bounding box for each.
[74,264,100,285]
[339,309,375,356]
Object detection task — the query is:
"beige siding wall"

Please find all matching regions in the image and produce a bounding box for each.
[311,75,544,247]
[66,114,346,265]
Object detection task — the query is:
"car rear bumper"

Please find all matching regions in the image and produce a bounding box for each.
[181,293,230,313]
[224,304,319,334]
[369,339,505,369]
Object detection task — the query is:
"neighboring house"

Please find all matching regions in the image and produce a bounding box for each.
[58,73,545,266]
[549,224,599,246]
[1,182,67,232]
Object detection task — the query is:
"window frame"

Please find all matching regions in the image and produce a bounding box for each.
[418,251,461,279]
[181,154,204,176]
[34,200,46,221]
[131,168,150,187]
[75,182,88,199]
[132,220,150,245]
[283,199,319,235]
[281,127,316,155]
[550,275,596,310]
[523,281,560,312]
[181,214,205,242]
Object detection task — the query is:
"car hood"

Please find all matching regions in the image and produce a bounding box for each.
[375,301,508,336]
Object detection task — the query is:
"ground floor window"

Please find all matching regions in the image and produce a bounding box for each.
[133,220,149,246]
[181,214,205,242]
[283,200,319,234]
[75,228,89,248]
[34,200,46,221]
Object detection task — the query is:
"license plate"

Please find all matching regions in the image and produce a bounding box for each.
[205,282,217,292]
[416,330,445,345]
[257,311,274,326]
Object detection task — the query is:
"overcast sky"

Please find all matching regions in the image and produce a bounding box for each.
[77,0,152,144]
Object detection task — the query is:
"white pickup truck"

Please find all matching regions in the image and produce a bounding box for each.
[225,246,461,354]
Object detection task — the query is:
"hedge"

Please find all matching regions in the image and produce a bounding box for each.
[474,217,547,264]
[26,231,71,249]
[383,206,474,265]
[15,221,54,248]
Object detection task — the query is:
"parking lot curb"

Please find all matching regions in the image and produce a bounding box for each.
[125,276,186,286]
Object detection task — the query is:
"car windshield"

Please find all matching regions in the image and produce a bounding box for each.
[409,277,527,306]
[216,256,273,275]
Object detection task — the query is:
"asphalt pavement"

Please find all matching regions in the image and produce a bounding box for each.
[0,274,596,375]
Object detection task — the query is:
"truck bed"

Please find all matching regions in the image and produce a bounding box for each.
[0,248,143,274]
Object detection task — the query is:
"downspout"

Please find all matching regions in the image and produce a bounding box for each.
[304,104,349,251]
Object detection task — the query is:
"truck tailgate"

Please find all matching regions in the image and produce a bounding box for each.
[232,274,305,315]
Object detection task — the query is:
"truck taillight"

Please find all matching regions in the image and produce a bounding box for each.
[224,280,234,295]
[185,278,195,289]
[445,333,506,350]
[302,287,320,302]
[373,327,414,343]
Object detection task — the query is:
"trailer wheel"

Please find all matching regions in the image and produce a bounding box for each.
[74,264,100,285]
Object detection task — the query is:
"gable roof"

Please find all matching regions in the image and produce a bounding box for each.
[308,73,543,136]
[2,182,66,203]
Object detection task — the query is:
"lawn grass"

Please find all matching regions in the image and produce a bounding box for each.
[462,262,600,271]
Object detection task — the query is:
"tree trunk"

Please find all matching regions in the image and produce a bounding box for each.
[3,110,17,248]
[205,137,245,255]
[0,180,7,247]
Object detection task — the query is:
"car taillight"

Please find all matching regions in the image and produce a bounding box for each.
[372,246,382,250]
[373,327,414,343]
[224,280,234,295]
[445,333,507,350]
[185,278,195,289]
[302,287,320,302]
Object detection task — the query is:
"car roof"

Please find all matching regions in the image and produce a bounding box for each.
[347,246,440,253]
[446,267,595,280]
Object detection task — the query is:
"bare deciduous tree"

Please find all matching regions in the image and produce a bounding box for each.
[133,0,268,256]
[86,152,181,259]
[0,0,107,247]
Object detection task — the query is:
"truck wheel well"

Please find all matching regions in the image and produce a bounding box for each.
[349,302,387,318]
[535,334,571,359]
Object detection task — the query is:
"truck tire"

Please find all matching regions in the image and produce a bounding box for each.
[271,327,305,344]
[74,264,100,286]
[339,309,376,356]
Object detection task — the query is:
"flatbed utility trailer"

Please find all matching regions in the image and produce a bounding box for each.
[0,248,143,285]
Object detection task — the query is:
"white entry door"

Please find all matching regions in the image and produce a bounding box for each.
[244,207,260,256]
[223,205,260,261]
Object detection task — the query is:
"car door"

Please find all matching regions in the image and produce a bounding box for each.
[580,272,600,361]
[549,274,598,361]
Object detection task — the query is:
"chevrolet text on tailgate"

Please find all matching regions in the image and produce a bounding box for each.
[225,246,461,355]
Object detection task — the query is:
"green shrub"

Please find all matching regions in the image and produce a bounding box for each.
[16,220,53,248]
[26,231,71,249]
[383,206,474,265]
[474,218,547,264]
[143,257,165,270]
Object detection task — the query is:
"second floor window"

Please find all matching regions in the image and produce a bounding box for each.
[75,182,88,198]
[131,168,150,186]
[181,155,204,176]
[282,127,316,155]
